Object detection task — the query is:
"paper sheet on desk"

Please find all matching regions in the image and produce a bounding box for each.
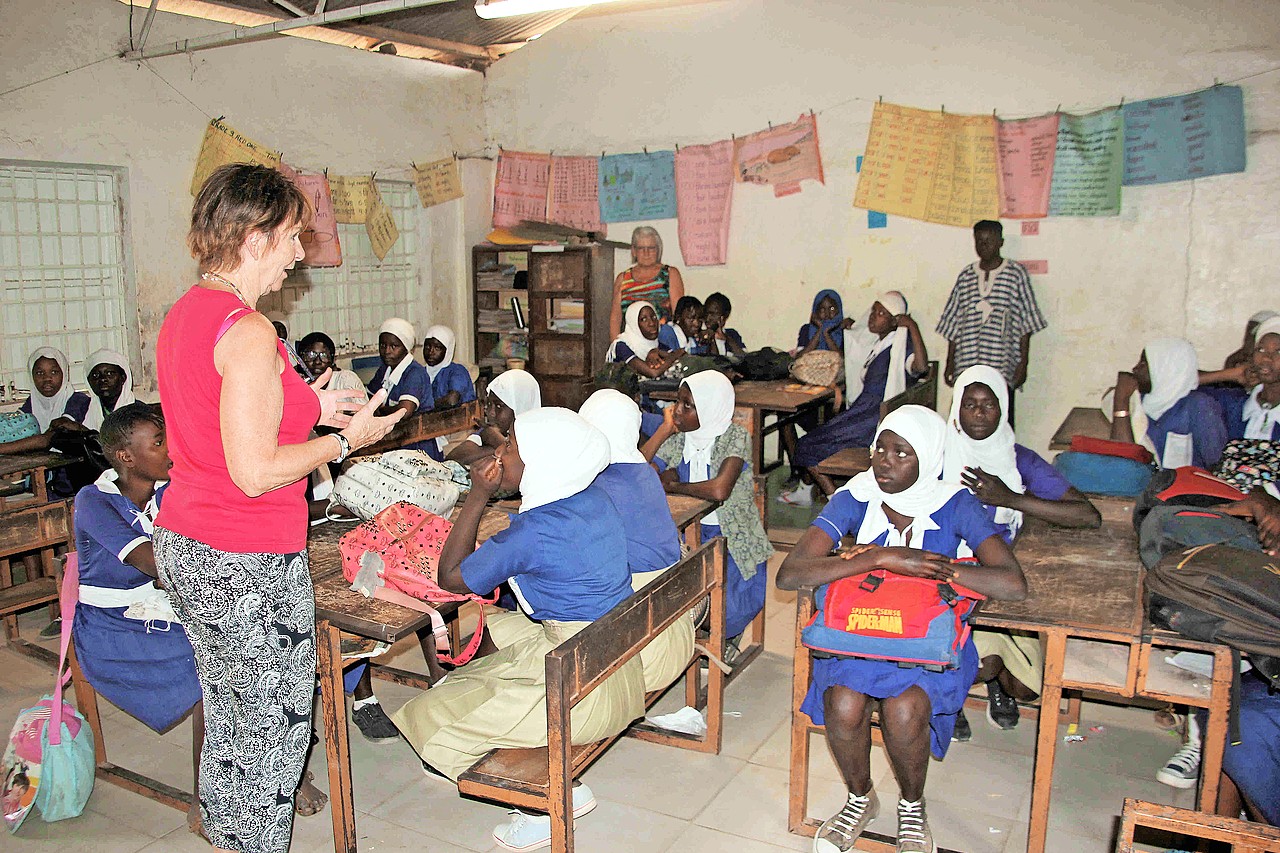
[1165,651,1251,678]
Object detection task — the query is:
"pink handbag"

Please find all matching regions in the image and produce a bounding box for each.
[339,502,496,666]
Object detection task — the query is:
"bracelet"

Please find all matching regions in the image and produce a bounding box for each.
[332,432,352,463]
[1112,409,1130,418]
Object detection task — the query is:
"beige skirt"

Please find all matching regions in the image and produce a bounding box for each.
[972,627,1045,693]
[392,617,645,780]
[630,569,696,693]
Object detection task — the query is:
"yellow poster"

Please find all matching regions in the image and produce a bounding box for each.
[412,157,464,208]
[329,175,378,224]
[190,119,282,197]
[366,192,399,262]
[854,102,999,228]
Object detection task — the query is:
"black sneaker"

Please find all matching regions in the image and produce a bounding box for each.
[38,617,62,640]
[951,709,972,742]
[985,680,1019,730]
[351,702,400,743]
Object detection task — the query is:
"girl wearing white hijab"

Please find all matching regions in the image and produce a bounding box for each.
[368,317,435,455]
[394,407,644,851]
[1224,309,1280,370]
[1111,337,1228,469]
[20,347,91,434]
[777,406,1026,853]
[607,301,682,379]
[420,324,477,459]
[84,349,138,431]
[782,292,929,505]
[448,368,541,465]
[1238,316,1280,441]
[643,370,773,641]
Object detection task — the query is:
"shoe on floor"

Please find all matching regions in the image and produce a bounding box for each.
[951,709,972,742]
[1156,741,1201,789]
[985,680,1019,730]
[351,701,400,743]
[895,798,935,853]
[778,484,815,507]
[492,784,598,851]
[38,617,62,639]
[814,788,879,852]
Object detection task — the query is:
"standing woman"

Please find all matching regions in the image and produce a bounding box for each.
[609,226,686,333]
[153,164,403,853]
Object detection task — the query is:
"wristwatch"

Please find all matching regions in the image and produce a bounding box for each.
[332,432,352,463]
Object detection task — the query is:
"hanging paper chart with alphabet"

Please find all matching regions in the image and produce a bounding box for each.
[732,113,825,197]
[282,167,342,267]
[1122,85,1246,186]
[329,175,378,224]
[598,152,677,223]
[493,150,551,228]
[675,140,735,266]
[995,114,1059,219]
[191,118,281,196]
[1047,108,1123,216]
[854,102,999,227]
[412,157,464,208]
[547,155,602,232]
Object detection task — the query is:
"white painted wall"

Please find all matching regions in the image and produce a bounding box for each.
[483,0,1280,452]
[0,0,485,388]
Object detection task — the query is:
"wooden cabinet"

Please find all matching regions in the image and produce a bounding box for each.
[471,243,614,409]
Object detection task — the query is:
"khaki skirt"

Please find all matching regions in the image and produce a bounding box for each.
[972,627,1045,694]
[630,569,696,693]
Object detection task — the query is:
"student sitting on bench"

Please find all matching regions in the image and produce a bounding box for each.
[448,369,541,466]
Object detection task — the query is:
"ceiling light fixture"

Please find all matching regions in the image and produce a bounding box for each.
[474,0,628,19]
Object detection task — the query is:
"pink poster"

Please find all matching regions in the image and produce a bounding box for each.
[493,150,551,228]
[996,114,1060,219]
[732,113,825,197]
[279,164,342,267]
[675,140,735,266]
[547,155,602,233]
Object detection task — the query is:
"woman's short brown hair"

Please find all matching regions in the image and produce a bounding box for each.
[188,164,311,271]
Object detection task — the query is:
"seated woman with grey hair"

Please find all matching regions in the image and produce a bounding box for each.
[609,225,685,334]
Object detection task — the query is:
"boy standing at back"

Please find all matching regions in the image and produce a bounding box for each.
[937,220,1047,418]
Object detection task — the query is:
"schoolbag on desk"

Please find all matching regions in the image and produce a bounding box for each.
[1132,467,1255,569]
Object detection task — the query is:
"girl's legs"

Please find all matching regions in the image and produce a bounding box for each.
[814,686,881,852]
[879,686,936,852]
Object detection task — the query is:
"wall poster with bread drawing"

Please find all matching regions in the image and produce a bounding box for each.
[732,113,825,198]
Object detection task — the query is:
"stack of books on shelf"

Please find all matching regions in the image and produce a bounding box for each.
[476,261,517,291]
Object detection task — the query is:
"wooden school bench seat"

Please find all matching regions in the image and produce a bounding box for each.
[349,398,482,459]
[1117,798,1280,853]
[1,497,69,662]
[457,537,728,853]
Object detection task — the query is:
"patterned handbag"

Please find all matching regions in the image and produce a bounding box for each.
[1213,438,1279,493]
[339,501,495,666]
[329,450,462,521]
[789,350,842,387]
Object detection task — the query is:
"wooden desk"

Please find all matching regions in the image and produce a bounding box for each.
[0,451,79,510]
[813,447,871,479]
[0,498,68,660]
[1048,406,1112,451]
[350,399,482,459]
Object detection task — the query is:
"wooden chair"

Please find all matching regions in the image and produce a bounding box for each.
[1116,798,1280,852]
[458,537,727,853]
[879,360,939,421]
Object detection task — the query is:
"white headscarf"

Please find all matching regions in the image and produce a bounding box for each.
[83,349,137,431]
[943,366,1024,527]
[1243,317,1280,439]
[681,370,735,527]
[489,369,541,416]
[836,405,965,548]
[1140,337,1200,422]
[422,324,456,383]
[843,291,910,407]
[378,318,417,391]
[515,407,610,513]
[609,301,659,363]
[1250,310,1279,325]
[27,347,76,432]
[579,389,645,464]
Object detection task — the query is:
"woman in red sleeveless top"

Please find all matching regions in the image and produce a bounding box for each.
[153,164,403,853]
[608,226,686,334]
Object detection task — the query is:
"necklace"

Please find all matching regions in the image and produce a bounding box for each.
[200,271,249,307]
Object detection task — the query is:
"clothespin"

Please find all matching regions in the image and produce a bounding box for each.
[643,146,648,154]
[1055,104,1062,114]
[601,151,605,159]
[731,133,735,141]
[768,120,773,129]
[323,167,328,177]
[214,114,225,123]
[1119,97,1125,107]
[411,161,417,170]
[940,105,945,114]
[1214,77,1221,87]
[675,142,680,152]
[992,108,997,118]
[878,95,883,103]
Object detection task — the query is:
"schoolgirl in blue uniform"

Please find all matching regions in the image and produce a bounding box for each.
[367,317,435,454]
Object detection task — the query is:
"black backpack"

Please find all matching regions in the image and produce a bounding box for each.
[736,347,793,381]
[1132,467,1256,569]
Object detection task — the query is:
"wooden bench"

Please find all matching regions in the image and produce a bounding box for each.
[1117,798,1280,853]
[349,398,482,459]
[457,537,728,853]
[1,498,69,661]
[879,360,938,421]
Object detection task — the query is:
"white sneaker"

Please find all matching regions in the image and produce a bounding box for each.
[491,784,598,851]
[778,484,815,507]
[1156,742,1201,789]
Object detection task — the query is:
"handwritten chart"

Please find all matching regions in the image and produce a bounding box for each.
[365,186,399,262]
[493,150,551,228]
[733,113,825,197]
[1048,108,1123,216]
[854,103,998,228]
[547,155,602,233]
[190,119,281,196]
[412,157,464,208]
[1123,85,1246,186]
[996,114,1059,219]
[329,175,378,224]
[675,140,735,266]
[598,152,677,223]
[286,169,342,267]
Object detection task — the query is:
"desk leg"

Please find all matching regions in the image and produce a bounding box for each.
[1200,645,1231,813]
[317,618,356,853]
[1027,630,1066,853]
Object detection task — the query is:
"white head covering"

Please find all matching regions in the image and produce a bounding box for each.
[680,371,735,478]
[579,389,645,464]
[836,405,965,548]
[843,291,911,407]
[83,349,137,431]
[1140,337,1200,422]
[27,347,76,432]
[378,317,417,391]
[942,365,1024,527]
[1242,317,1280,439]
[422,324,456,382]
[489,369,541,416]
[609,301,659,363]
[514,407,610,513]
[1250,310,1279,325]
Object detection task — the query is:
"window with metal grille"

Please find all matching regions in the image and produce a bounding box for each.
[260,180,421,353]
[0,161,135,393]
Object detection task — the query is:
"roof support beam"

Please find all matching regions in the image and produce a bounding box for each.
[268,0,309,16]
[314,0,327,13]
[137,0,162,51]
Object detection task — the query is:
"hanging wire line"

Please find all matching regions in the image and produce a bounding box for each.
[0,54,119,100]
[142,62,215,120]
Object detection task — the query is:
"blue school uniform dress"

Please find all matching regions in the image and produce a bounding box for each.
[608,340,672,364]
[367,359,437,455]
[799,488,1001,758]
[657,325,705,356]
[72,471,201,732]
[1146,390,1229,469]
[710,328,746,356]
[428,363,477,407]
[21,390,91,496]
[594,463,681,574]
[796,289,845,353]
[1200,672,1280,825]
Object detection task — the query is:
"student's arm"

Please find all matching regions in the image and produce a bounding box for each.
[1012,333,1032,390]
[641,406,677,462]
[1199,365,1249,387]
[661,454,742,503]
[962,469,1101,529]
[626,351,680,379]
[446,436,494,465]
[776,527,956,590]
[944,340,957,386]
[797,324,821,355]
[725,328,747,355]
[435,390,462,409]
[609,273,626,336]
[1109,371,1140,444]
[0,433,54,454]
[1222,489,1280,554]
[952,534,1027,601]
[437,455,502,594]
[124,541,158,579]
[897,315,929,376]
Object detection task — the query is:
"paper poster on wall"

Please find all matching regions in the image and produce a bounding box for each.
[282,167,342,267]
[493,150,551,228]
[329,175,378,224]
[366,190,399,262]
[547,155,602,233]
[1122,85,1246,186]
[190,118,282,197]
[412,157,464,208]
[1047,108,1123,217]
[854,102,999,228]
[675,140,735,266]
[733,113,825,197]
[996,114,1060,219]
[598,152,677,223]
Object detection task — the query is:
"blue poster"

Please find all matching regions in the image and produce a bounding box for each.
[598,151,677,223]
[1122,86,1246,186]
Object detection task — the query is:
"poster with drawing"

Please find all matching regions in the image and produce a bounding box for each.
[732,113,825,197]
[281,166,342,267]
[191,118,282,197]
